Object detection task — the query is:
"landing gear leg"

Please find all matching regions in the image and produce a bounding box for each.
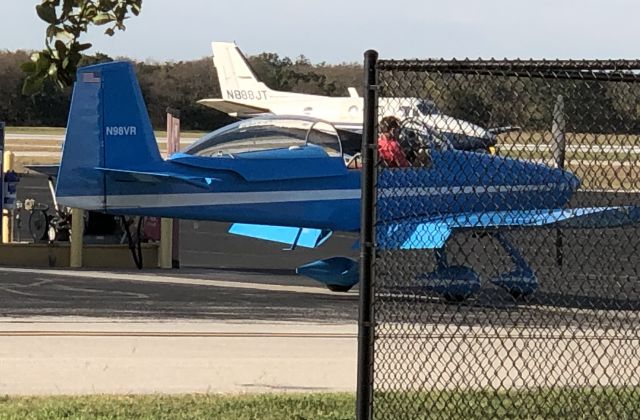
[489,232,538,298]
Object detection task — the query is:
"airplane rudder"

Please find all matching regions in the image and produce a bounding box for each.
[100,62,162,168]
[213,41,265,96]
[56,63,109,202]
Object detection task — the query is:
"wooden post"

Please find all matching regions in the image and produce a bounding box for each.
[69,208,84,268]
[159,218,173,268]
[167,108,180,268]
[159,108,181,268]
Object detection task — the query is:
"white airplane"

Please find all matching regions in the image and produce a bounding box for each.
[198,41,364,131]
[198,42,516,150]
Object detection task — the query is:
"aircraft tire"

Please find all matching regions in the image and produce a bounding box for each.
[443,294,467,303]
[508,290,532,300]
[326,284,352,293]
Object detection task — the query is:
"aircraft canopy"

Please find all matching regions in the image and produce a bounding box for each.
[183,116,343,158]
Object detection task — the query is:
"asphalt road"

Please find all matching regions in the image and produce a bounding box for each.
[0,267,358,321]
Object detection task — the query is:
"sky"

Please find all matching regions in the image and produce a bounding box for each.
[2,0,640,64]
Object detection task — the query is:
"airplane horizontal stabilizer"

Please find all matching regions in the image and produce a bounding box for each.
[95,167,219,189]
[228,223,332,248]
[25,165,60,178]
[378,206,640,250]
[197,98,270,117]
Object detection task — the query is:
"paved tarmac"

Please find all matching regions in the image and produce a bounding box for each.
[0,317,357,395]
[3,174,639,395]
[0,267,358,395]
[1,266,639,394]
[0,267,358,321]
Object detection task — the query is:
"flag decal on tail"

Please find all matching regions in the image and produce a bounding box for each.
[81,72,101,83]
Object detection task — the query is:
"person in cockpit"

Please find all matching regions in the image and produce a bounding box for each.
[377,116,410,168]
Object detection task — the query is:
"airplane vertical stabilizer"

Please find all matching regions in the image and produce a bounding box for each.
[212,42,271,99]
[56,61,163,208]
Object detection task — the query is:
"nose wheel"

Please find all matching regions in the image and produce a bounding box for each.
[418,233,537,301]
[326,284,353,293]
[417,248,481,301]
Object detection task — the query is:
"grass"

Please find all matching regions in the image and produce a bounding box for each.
[5,126,67,135]
[1,388,640,419]
[374,387,640,419]
[497,148,640,162]
[498,130,640,147]
[0,394,355,420]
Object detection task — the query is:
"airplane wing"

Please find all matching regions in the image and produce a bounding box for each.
[197,98,271,117]
[95,167,219,189]
[229,223,333,249]
[378,206,640,250]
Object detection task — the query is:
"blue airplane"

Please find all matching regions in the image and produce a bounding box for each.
[55,61,640,300]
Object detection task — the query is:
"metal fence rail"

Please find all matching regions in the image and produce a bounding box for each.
[357,54,640,419]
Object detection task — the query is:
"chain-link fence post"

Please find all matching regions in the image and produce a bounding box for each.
[356,49,378,420]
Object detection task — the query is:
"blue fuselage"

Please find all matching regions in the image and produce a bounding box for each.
[74,148,578,233]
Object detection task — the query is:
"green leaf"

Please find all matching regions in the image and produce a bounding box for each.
[55,77,67,90]
[36,3,58,24]
[46,24,60,39]
[35,53,52,74]
[97,0,117,12]
[67,48,81,63]
[61,0,74,19]
[85,8,98,20]
[48,63,59,77]
[92,12,114,25]
[76,42,92,52]
[54,40,68,59]
[20,61,37,73]
[22,76,45,96]
[55,30,74,42]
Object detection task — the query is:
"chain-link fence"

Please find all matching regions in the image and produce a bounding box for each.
[357,52,640,419]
